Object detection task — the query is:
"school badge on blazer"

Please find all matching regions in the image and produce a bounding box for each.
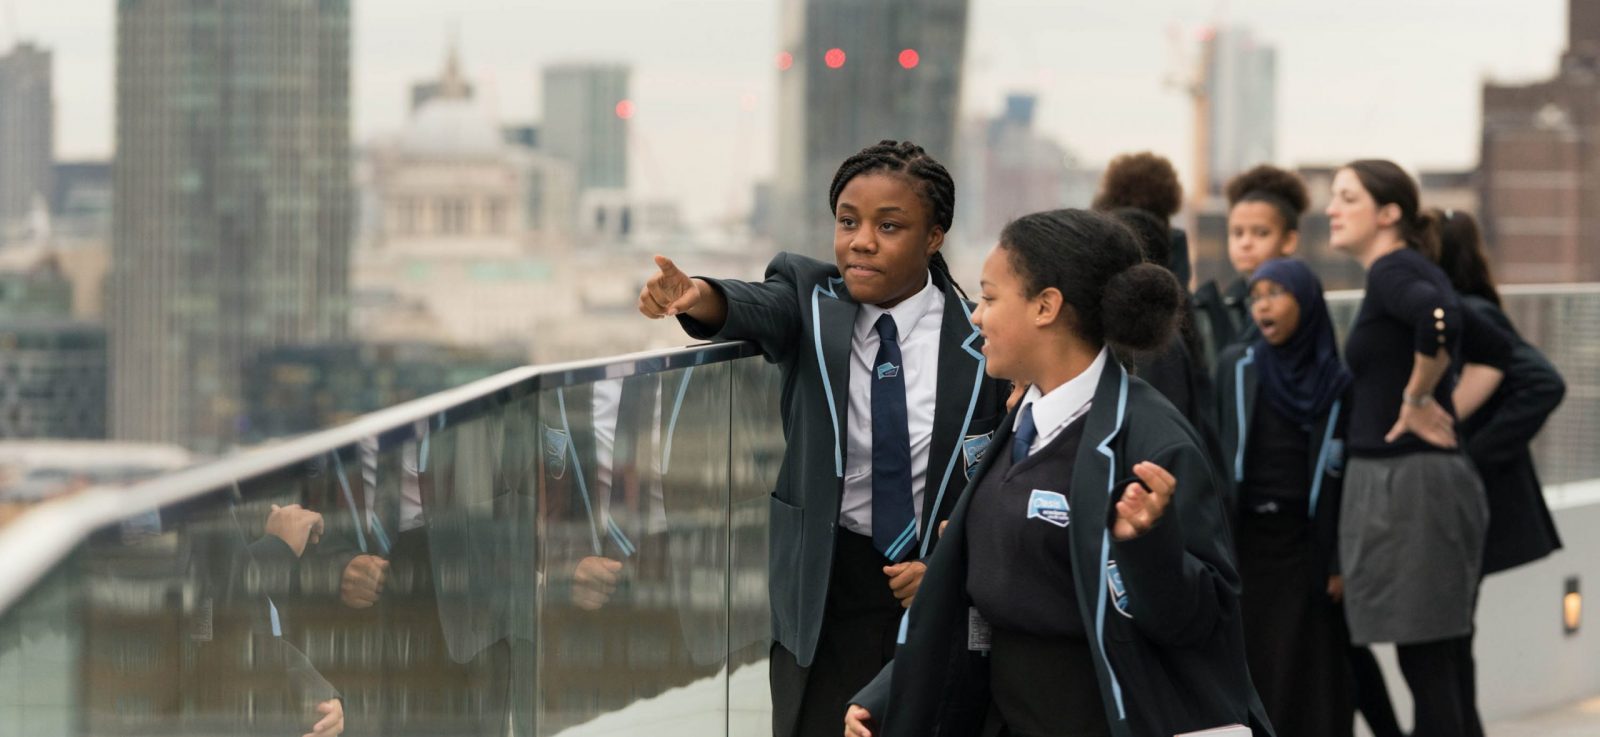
[962,431,994,480]
[1026,489,1071,528]
[1106,560,1133,618]
[542,424,569,480]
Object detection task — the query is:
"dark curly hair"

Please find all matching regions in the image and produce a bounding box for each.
[1092,152,1184,223]
[1225,165,1309,232]
[828,139,965,298]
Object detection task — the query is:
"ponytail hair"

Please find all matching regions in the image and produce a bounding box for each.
[1431,207,1502,307]
[1343,159,1440,261]
[999,209,1182,353]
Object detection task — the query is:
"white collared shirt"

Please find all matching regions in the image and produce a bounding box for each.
[1014,347,1109,457]
[840,271,945,538]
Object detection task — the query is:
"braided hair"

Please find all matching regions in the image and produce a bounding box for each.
[827,140,968,300]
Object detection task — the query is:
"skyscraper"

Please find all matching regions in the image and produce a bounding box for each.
[773,0,970,257]
[1479,0,1600,282]
[1201,26,1277,195]
[542,64,630,195]
[110,0,353,449]
[0,42,53,236]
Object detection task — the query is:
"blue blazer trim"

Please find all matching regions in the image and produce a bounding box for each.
[557,388,603,555]
[1308,400,1341,520]
[920,296,987,559]
[1233,347,1255,483]
[811,277,847,478]
[1092,364,1131,721]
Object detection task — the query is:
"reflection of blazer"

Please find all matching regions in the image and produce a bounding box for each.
[680,252,1009,667]
[854,364,1271,737]
[1215,343,1349,579]
[1458,295,1565,575]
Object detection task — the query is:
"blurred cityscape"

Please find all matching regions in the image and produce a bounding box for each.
[0,0,1597,496]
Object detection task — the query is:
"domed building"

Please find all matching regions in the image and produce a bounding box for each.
[353,46,578,351]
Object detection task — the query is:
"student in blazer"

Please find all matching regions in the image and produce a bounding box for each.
[847,209,1270,737]
[1214,258,1354,737]
[1429,208,1565,576]
[638,140,1009,737]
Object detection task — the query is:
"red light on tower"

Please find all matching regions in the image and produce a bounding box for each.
[776,51,794,71]
[615,99,635,120]
[824,48,846,69]
[898,49,920,69]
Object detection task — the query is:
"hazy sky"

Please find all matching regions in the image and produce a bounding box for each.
[7,0,1571,224]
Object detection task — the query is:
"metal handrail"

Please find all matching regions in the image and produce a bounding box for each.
[0,340,761,614]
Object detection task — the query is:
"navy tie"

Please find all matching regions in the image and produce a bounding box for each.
[871,314,916,561]
[1012,403,1038,465]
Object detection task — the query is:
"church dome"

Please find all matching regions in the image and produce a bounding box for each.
[399,97,504,161]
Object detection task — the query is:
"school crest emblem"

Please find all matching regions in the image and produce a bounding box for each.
[542,424,570,480]
[962,431,993,480]
[1026,490,1071,528]
[1106,560,1133,618]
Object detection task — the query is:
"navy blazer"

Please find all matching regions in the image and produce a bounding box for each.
[1215,343,1349,579]
[679,251,1009,667]
[854,363,1272,737]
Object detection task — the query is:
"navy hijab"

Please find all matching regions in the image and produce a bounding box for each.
[1250,258,1351,427]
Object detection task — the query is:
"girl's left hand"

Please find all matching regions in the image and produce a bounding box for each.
[1112,461,1176,541]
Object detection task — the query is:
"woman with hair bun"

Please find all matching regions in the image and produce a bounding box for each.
[846,208,1270,737]
[1195,165,1311,362]
[1327,160,1509,737]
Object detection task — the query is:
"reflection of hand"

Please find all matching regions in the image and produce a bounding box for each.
[303,698,343,737]
[844,704,876,737]
[266,504,324,558]
[1385,398,1458,449]
[573,556,623,610]
[340,555,388,609]
[883,561,927,609]
[1112,462,1177,541]
[1327,575,1344,604]
[638,255,702,318]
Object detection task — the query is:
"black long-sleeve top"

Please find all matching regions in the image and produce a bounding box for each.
[1344,248,1465,457]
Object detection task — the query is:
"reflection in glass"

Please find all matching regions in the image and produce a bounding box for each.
[536,365,731,735]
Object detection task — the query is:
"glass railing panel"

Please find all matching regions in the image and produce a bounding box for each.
[728,355,785,733]
[534,362,735,736]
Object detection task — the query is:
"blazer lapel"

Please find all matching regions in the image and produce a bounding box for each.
[922,279,986,550]
[811,276,857,479]
[1066,361,1135,624]
[1233,348,1259,484]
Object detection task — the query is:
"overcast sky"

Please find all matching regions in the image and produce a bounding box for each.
[7,0,1571,224]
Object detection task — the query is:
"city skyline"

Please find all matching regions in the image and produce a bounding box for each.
[9,0,1571,226]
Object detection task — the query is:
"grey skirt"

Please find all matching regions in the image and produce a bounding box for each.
[1339,452,1489,645]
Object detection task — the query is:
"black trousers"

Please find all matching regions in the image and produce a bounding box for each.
[771,531,902,737]
[1396,635,1484,737]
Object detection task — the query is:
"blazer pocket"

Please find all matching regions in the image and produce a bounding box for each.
[767,495,805,637]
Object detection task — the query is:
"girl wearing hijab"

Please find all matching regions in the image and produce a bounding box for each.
[1215,258,1353,737]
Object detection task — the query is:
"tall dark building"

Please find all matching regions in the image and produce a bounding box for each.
[1479,0,1600,282]
[110,1,353,449]
[0,42,53,233]
[773,0,970,257]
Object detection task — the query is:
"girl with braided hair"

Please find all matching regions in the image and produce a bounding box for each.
[639,140,1010,737]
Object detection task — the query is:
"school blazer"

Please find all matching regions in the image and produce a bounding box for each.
[1458,295,1565,575]
[854,363,1272,737]
[679,251,1009,667]
[1214,343,1349,580]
